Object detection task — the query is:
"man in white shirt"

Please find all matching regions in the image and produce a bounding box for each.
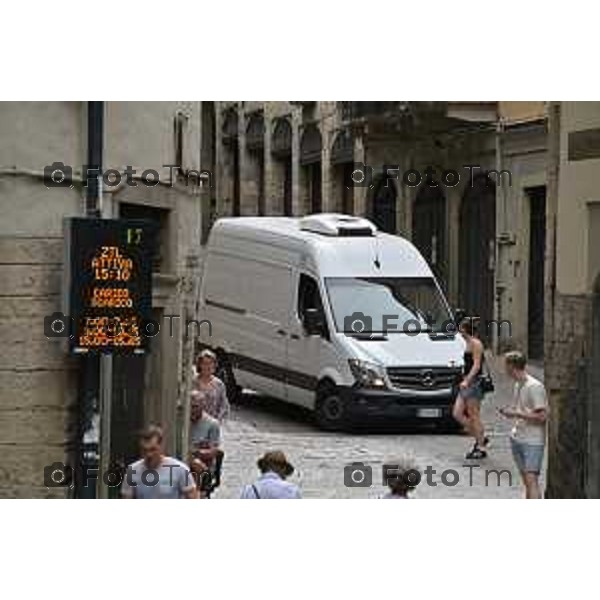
[499,351,548,499]
[240,451,301,499]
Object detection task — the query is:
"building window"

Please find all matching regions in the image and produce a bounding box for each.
[174,112,188,176]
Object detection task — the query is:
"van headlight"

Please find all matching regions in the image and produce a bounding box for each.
[348,359,388,388]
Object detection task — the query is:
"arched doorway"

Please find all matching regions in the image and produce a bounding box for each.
[221,107,240,216]
[271,117,293,216]
[246,112,265,215]
[330,128,354,214]
[300,124,322,214]
[412,185,447,289]
[370,175,397,234]
[458,175,496,344]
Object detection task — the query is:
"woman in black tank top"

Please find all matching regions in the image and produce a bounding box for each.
[452,319,489,459]
[463,349,482,379]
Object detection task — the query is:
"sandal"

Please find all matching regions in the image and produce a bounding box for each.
[465,447,487,460]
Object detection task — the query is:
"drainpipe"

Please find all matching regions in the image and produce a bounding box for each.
[86,101,104,217]
[87,102,113,500]
[545,101,561,498]
[493,117,508,354]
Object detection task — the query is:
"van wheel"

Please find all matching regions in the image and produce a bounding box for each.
[315,388,347,431]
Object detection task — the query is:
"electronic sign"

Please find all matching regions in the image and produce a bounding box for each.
[64,218,156,354]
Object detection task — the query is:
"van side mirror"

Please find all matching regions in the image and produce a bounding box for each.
[303,308,325,336]
[454,307,466,325]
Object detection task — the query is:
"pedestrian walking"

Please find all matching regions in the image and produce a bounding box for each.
[452,319,490,459]
[189,401,224,498]
[191,349,230,422]
[121,425,197,499]
[382,456,420,499]
[498,351,548,499]
[240,451,301,499]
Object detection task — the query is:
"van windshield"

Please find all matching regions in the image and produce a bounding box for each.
[324,277,453,334]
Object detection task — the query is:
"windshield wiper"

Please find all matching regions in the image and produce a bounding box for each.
[345,332,388,341]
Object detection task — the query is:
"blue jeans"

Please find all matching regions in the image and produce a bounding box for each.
[510,437,544,474]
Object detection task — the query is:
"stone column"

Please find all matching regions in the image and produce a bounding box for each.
[321,126,333,212]
[238,110,255,216]
[291,108,302,215]
[214,106,232,217]
[402,145,416,238]
[263,105,278,215]
[354,132,367,217]
[446,182,462,307]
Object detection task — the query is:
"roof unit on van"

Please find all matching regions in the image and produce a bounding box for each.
[298,213,377,237]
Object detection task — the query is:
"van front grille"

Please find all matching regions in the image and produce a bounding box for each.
[386,367,461,391]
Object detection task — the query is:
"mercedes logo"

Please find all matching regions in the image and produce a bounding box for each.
[421,369,435,388]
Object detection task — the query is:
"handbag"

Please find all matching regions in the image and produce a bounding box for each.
[480,357,495,394]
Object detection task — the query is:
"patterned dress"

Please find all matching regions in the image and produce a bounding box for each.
[191,375,230,422]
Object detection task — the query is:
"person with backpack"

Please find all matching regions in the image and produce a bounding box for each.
[240,451,301,499]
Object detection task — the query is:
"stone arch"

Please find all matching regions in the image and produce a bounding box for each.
[300,124,323,213]
[271,117,292,158]
[271,117,293,215]
[221,107,238,144]
[246,112,265,152]
[221,107,240,214]
[330,128,355,213]
[300,124,322,165]
[331,128,354,164]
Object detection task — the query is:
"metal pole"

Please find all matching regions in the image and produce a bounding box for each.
[492,118,505,354]
[96,170,114,499]
[98,352,113,498]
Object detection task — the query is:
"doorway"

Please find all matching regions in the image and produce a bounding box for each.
[412,185,447,290]
[458,176,496,344]
[527,186,546,360]
[370,176,397,234]
[300,124,322,214]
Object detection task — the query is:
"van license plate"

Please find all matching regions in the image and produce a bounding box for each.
[417,408,442,418]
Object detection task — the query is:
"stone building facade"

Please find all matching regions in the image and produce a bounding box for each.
[0,101,205,498]
[207,101,547,357]
[544,101,600,498]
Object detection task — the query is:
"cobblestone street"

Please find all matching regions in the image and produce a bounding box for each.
[215,357,545,499]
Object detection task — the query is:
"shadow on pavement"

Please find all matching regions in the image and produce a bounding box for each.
[231,391,465,436]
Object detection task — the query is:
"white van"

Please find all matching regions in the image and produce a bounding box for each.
[199,213,465,430]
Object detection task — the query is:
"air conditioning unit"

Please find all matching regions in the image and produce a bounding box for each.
[299,213,377,237]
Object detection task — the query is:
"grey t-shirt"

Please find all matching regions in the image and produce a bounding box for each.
[121,456,195,499]
[189,414,221,449]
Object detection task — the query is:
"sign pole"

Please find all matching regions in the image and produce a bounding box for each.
[97,174,113,499]
[98,352,113,498]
